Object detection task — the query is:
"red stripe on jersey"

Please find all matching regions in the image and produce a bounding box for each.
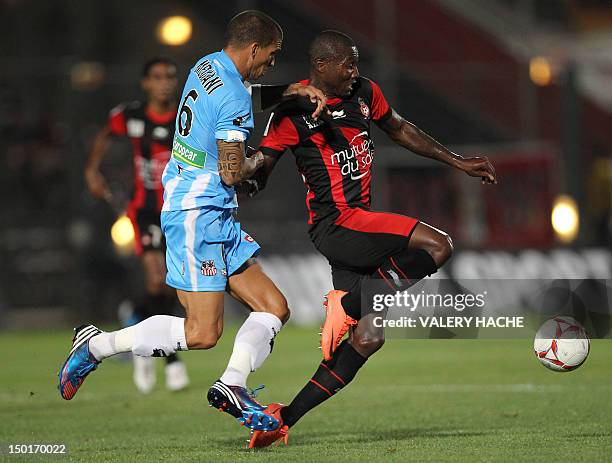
[305,187,316,224]
[298,169,316,224]
[108,106,127,136]
[335,208,418,237]
[129,139,147,211]
[145,106,176,125]
[370,80,391,122]
[260,115,300,154]
[337,127,372,207]
[310,132,348,208]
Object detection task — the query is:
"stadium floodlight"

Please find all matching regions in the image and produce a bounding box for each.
[551,195,579,243]
[111,215,135,253]
[529,56,552,86]
[157,16,192,46]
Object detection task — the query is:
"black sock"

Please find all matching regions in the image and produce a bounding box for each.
[280,340,367,428]
[373,248,438,289]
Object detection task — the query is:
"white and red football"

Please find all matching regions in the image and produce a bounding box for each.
[533,316,590,372]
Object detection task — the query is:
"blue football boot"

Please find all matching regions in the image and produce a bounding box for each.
[58,324,101,400]
[207,380,279,431]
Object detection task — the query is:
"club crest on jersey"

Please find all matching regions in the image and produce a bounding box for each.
[358,97,370,119]
[201,260,217,276]
[244,234,255,243]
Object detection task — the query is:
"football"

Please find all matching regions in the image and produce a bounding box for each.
[534,316,590,372]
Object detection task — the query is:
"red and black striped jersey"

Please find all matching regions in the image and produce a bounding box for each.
[260,77,391,226]
[108,100,176,213]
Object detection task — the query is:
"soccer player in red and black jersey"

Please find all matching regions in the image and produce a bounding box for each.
[84,57,189,393]
[247,31,497,447]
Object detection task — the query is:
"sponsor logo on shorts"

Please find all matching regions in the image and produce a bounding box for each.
[201,260,217,276]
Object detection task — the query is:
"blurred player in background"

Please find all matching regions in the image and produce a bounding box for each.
[61,11,327,433]
[83,57,189,393]
[247,30,497,447]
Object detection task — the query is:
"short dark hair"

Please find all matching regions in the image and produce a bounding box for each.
[142,57,177,77]
[309,30,356,64]
[224,10,283,48]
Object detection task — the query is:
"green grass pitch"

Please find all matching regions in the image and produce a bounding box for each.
[1,326,611,462]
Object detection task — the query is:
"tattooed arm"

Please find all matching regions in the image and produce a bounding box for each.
[217,140,264,187]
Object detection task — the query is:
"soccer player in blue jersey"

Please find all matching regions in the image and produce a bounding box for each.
[59,11,326,432]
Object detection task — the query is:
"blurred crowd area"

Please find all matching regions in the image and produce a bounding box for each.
[0,0,611,323]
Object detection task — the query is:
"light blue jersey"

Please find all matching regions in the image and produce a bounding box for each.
[161,50,261,292]
[162,50,254,211]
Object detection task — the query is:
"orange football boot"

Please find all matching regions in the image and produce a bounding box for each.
[320,290,357,361]
[248,403,289,449]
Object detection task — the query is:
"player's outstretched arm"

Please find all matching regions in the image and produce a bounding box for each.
[379,109,497,184]
[84,125,114,201]
[251,83,327,119]
[217,140,264,187]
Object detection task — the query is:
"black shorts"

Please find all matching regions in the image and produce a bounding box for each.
[127,206,165,256]
[312,208,419,319]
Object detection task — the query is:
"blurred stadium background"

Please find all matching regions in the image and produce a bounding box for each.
[1,0,612,328]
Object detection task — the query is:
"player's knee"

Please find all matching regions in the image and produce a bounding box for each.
[257,293,290,323]
[439,233,454,265]
[184,320,221,349]
[190,332,220,350]
[268,301,290,324]
[428,232,453,267]
[352,333,385,357]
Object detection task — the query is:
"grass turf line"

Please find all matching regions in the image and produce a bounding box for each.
[1,326,611,462]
